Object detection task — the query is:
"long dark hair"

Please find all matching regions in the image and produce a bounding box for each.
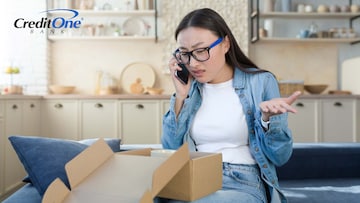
[175,8,266,73]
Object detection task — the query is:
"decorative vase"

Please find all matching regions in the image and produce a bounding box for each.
[281,0,291,12]
[264,19,274,38]
[263,0,275,12]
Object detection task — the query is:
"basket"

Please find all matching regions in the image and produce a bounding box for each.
[278,80,304,96]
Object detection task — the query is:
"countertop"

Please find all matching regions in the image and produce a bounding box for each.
[0,94,172,100]
[0,94,360,100]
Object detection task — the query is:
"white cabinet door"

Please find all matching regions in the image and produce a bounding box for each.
[288,99,319,142]
[161,100,170,116]
[1,99,41,196]
[41,100,78,140]
[4,100,26,193]
[22,100,41,136]
[120,100,161,144]
[320,99,356,142]
[80,100,118,139]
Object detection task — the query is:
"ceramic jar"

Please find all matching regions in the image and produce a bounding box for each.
[263,0,275,12]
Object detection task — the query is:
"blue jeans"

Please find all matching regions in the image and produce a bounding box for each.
[156,163,267,203]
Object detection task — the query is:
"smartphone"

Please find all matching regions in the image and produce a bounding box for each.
[174,63,189,85]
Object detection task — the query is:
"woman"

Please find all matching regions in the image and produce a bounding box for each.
[161,8,301,203]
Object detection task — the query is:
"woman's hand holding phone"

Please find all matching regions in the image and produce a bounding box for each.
[174,63,189,85]
[169,58,191,101]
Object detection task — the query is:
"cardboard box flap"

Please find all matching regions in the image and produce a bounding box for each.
[151,143,189,196]
[42,178,70,203]
[43,139,191,203]
[119,148,152,156]
[64,155,165,202]
[66,138,113,189]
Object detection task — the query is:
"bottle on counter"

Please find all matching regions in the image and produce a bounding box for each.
[94,70,103,95]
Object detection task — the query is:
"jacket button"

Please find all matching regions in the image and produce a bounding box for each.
[262,164,268,168]
[255,147,259,152]
[247,110,252,115]
[250,129,255,134]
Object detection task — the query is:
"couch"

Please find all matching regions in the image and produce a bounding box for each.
[277,143,360,203]
[2,140,360,203]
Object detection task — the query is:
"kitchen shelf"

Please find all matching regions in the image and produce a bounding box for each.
[260,12,360,19]
[249,1,360,44]
[47,0,159,42]
[47,9,156,17]
[48,36,156,41]
[259,37,360,44]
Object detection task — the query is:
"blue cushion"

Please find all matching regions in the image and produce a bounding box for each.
[8,136,121,196]
[78,138,121,152]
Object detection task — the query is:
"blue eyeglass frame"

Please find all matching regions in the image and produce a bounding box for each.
[173,37,223,64]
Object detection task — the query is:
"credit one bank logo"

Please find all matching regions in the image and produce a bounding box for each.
[13,9,83,34]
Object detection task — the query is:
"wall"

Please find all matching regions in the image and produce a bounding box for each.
[0,1,49,95]
[51,0,249,95]
[249,43,338,91]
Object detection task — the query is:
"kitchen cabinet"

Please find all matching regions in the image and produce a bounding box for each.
[80,100,119,139]
[288,99,319,142]
[0,101,4,197]
[3,99,41,195]
[41,100,79,140]
[119,100,161,144]
[22,100,41,136]
[249,1,360,44]
[320,98,358,142]
[161,100,170,115]
[288,97,360,142]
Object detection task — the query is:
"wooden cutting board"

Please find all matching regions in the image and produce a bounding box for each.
[341,57,360,94]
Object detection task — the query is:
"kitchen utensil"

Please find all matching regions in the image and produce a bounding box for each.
[49,85,75,94]
[146,87,164,95]
[328,90,352,95]
[304,84,328,94]
[341,57,360,94]
[120,62,156,94]
[317,5,329,13]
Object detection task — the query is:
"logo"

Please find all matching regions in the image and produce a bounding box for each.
[13,9,83,34]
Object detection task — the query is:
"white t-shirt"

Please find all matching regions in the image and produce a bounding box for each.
[190,79,256,164]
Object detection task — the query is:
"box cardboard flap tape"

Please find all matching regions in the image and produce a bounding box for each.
[42,139,222,203]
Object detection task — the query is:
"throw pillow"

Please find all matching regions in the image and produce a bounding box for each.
[21,138,121,184]
[9,136,121,196]
[78,138,121,152]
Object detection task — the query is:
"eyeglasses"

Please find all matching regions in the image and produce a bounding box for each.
[173,37,223,65]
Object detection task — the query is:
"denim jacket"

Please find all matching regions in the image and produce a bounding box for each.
[161,68,293,203]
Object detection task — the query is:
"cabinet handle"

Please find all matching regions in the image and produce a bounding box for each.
[334,102,342,107]
[54,103,63,108]
[95,103,103,108]
[30,103,35,108]
[136,104,144,109]
[12,104,18,110]
[295,102,304,107]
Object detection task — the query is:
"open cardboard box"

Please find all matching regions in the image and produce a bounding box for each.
[42,139,222,203]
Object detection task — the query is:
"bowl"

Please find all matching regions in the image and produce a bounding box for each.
[304,84,328,94]
[146,87,164,95]
[49,85,76,94]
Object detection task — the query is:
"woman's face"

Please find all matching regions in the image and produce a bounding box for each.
[176,27,232,84]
